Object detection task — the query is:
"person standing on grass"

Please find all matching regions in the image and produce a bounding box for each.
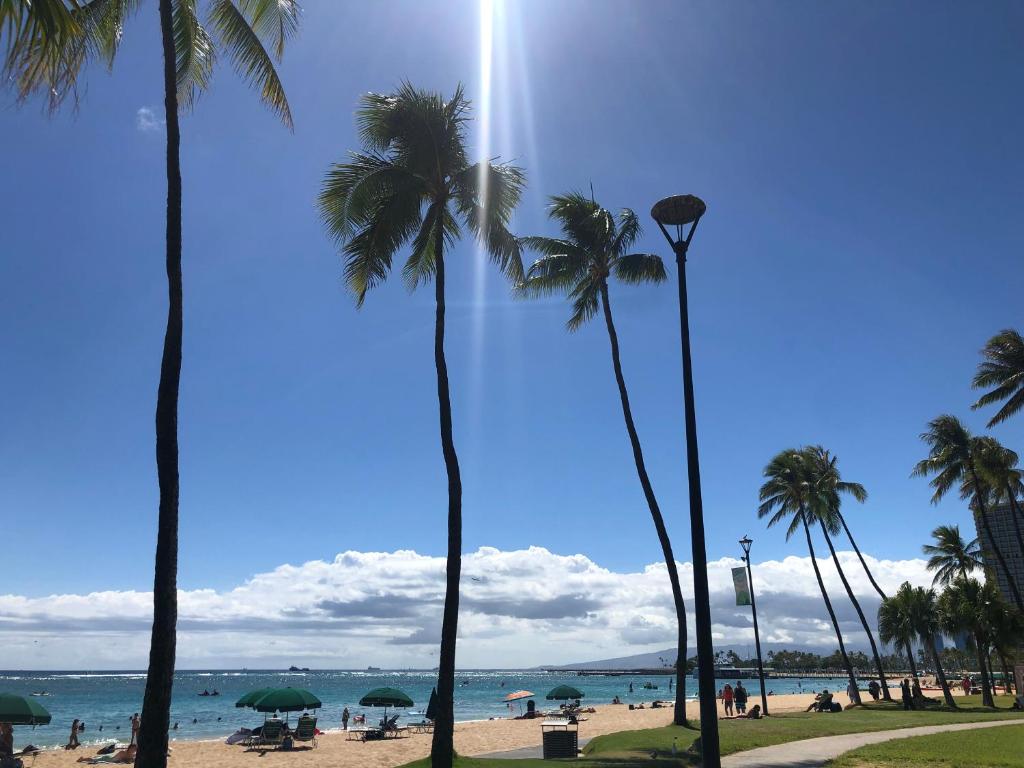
[900,679,914,710]
[734,682,748,715]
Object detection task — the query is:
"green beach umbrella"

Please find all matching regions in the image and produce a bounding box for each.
[545,685,584,701]
[424,687,438,722]
[0,693,52,725]
[359,687,414,708]
[235,687,275,708]
[359,687,413,726]
[252,687,322,713]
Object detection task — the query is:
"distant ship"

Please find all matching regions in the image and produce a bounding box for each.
[366,666,382,672]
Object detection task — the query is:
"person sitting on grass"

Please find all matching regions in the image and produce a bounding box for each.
[805,689,833,712]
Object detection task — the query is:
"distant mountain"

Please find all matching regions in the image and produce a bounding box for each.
[545,648,682,670]
[546,642,883,670]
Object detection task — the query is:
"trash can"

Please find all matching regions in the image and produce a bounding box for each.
[541,719,578,759]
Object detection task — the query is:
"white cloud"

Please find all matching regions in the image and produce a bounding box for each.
[0,547,933,669]
[135,106,163,132]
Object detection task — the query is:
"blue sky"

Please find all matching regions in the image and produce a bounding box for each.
[2,0,1023,620]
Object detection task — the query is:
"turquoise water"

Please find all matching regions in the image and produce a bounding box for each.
[0,670,848,748]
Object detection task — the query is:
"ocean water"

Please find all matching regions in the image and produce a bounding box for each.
[0,670,848,749]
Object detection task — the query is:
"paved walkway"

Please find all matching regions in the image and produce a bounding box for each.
[721,718,1024,767]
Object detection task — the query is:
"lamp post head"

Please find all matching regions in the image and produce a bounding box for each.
[651,195,706,229]
[739,536,753,557]
[651,195,706,258]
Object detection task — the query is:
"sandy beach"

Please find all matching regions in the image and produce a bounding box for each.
[26,694,838,768]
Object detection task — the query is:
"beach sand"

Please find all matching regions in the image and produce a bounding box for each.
[28,694,832,768]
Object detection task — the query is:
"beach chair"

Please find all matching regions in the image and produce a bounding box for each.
[256,719,284,750]
[292,716,317,748]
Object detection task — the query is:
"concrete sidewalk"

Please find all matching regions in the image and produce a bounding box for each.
[721,718,1024,767]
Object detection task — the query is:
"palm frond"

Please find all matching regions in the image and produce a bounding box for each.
[208,0,293,129]
[453,160,526,285]
[517,245,588,298]
[238,0,299,60]
[340,188,423,306]
[612,252,666,285]
[612,208,641,253]
[402,201,459,290]
[566,279,599,332]
[3,0,132,111]
[318,153,424,243]
[173,0,214,109]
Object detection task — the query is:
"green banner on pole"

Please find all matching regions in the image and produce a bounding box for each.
[732,566,751,606]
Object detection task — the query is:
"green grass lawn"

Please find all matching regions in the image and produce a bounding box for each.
[396,696,1024,768]
[828,722,1024,767]
[582,696,1023,762]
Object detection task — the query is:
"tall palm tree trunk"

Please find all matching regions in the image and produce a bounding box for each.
[997,650,1012,695]
[970,467,1024,609]
[430,223,463,768]
[820,526,882,703]
[137,3,181,767]
[838,513,905,695]
[801,516,861,704]
[974,634,994,708]
[599,284,687,725]
[925,636,956,708]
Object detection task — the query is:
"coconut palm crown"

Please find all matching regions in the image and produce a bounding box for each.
[318,82,524,305]
[922,524,982,586]
[3,0,298,124]
[972,328,1024,428]
[517,192,665,329]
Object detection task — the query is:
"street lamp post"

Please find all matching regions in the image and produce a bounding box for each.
[739,535,769,716]
[651,194,720,768]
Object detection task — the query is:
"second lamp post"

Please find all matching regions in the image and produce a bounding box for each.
[739,535,768,716]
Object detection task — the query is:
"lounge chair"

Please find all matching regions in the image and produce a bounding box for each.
[256,719,284,750]
[292,716,317,748]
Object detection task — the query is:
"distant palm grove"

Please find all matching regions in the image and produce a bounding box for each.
[3,3,1024,767]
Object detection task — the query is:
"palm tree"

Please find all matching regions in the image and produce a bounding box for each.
[911,415,1023,609]
[758,448,862,704]
[317,83,523,768]
[4,4,298,767]
[803,447,888,701]
[938,577,997,707]
[518,193,688,725]
[972,329,1024,427]
[828,493,920,685]
[906,586,957,707]
[973,436,1024,560]
[922,524,983,586]
[877,583,922,683]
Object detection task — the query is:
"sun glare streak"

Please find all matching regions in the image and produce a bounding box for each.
[467,0,495,457]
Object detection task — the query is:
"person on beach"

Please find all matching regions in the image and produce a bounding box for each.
[962,676,971,695]
[867,680,880,701]
[66,720,80,750]
[734,682,747,715]
[722,684,734,716]
[129,714,139,746]
[341,707,350,731]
